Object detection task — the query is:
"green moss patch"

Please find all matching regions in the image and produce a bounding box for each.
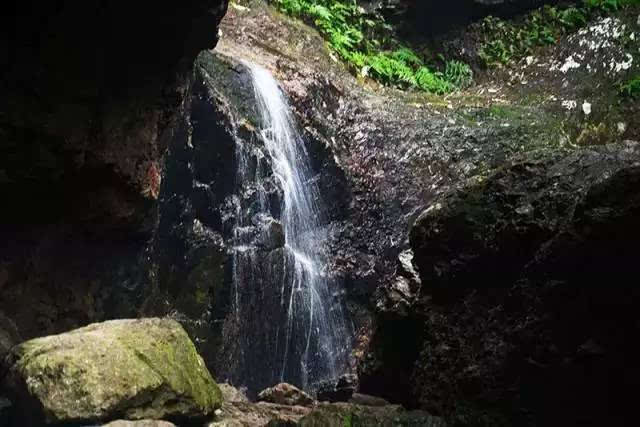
[619,75,640,99]
[4,318,221,424]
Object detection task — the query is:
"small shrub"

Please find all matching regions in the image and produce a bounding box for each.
[444,60,474,89]
[619,75,640,98]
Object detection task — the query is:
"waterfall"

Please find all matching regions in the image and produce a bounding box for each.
[221,61,351,393]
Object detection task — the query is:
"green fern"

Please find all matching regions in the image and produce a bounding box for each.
[620,75,640,98]
[272,0,469,93]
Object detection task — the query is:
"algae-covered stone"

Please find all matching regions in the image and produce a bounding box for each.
[2,318,222,425]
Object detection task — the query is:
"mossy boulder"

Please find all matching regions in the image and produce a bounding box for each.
[1,318,222,425]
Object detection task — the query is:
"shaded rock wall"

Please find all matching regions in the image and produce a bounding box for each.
[0,1,228,339]
[363,144,640,426]
[139,52,252,377]
[364,0,560,36]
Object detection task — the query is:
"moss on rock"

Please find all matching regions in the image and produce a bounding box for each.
[2,318,221,425]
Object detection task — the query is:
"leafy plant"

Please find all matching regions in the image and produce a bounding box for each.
[619,75,640,98]
[444,60,474,89]
[478,0,640,67]
[583,0,640,12]
[272,0,468,93]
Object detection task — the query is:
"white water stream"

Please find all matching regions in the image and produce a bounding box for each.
[227,62,350,391]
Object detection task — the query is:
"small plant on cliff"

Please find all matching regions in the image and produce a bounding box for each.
[478,0,640,67]
[272,0,470,94]
[619,75,640,99]
[585,0,640,12]
[444,59,474,89]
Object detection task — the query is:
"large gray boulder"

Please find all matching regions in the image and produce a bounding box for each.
[1,318,222,426]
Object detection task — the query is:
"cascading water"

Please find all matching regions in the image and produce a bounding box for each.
[220,61,351,394]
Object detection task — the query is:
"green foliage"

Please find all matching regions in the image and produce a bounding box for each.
[342,412,353,427]
[584,0,640,12]
[619,75,640,98]
[478,0,640,67]
[272,0,469,93]
[444,60,474,89]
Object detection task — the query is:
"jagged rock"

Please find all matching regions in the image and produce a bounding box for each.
[258,217,286,251]
[1,318,221,426]
[317,374,358,403]
[376,249,422,316]
[102,421,176,427]
[219,383,250,403]
[257,383,315,407]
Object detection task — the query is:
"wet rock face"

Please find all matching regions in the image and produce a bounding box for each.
[178,51,356,395]
[394,144,640,425]
[0,1,229,340]
[138,55,242,367]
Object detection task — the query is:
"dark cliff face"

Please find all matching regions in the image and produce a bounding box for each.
[360,145,640,426]
[0,1,229,340]
[1,0,228,230]
[365,0,560,36]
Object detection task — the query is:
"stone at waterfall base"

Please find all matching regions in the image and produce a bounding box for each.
[212,383,445,426]
[1,318,221,425]
[257,383,315,407]
[211,401,446,426]
[102,421,177,427]
[316,373,357,403]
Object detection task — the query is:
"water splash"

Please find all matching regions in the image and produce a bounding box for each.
[223,61,351,393]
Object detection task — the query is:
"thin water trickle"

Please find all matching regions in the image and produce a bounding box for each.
[225,61,351,392]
